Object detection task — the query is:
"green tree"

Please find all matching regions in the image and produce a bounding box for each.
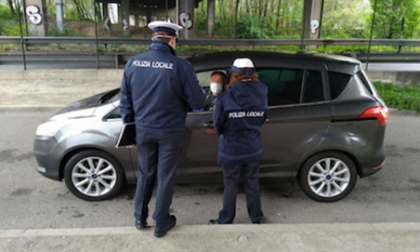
[369,0,420,39]
[322,0,371,39]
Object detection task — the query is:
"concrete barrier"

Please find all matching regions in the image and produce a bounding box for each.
[366,71,420,86]
[2,69,420,86]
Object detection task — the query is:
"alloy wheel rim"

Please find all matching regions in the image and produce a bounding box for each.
[307,157,351,198]
[71,157,117,197]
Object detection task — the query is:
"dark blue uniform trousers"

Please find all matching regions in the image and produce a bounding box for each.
[218,162,264,224]
[134,129,184,230]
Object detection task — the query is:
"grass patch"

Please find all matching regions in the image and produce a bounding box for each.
[373,82,420,112]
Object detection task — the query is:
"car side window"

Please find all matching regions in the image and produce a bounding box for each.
[329,72,352,99]
[196,71,212,88]
[257,68,304,106]
[196,70,228,88]
[107,107,121,119]
[303,70,324,103]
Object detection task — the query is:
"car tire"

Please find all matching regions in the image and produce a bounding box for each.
[64,150,125,201]
[298,151,358,202]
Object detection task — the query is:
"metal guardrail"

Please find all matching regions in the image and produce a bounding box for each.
[1,37,420,69]
[2,52,420,70]
[1,37,420,47]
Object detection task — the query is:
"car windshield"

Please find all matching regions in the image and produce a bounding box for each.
[99,89,121,104]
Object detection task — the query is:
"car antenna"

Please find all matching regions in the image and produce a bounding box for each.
[191,48,202,58]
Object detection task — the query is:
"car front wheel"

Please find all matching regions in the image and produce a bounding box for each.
[64,150,125,201]
[298,152,358,202]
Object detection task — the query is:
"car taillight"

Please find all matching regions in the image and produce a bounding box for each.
[374,161,385,169]
[358,106,389,126]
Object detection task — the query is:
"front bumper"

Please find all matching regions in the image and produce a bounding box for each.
[33,136,64,181]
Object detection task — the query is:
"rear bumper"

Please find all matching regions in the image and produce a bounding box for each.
[358,158,385,177]
[356,125,386,178]
[33,136,64,181]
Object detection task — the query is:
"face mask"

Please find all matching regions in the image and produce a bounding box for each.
[210,83,222,94]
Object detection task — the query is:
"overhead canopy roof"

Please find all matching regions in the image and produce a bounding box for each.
[95,0,203,8]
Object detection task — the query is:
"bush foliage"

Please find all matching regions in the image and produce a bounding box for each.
[374,82,420,112]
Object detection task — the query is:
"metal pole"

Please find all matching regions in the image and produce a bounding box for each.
[398,18,405,54]
[300,24,305,52]
[56,0,64,33]
[166,0,169,20]
[185,0,189,39]
[22,0,29,38]
[234,0,239,48]
[16,0,27,70]
[94,2,100,69]
[366,0,378,71]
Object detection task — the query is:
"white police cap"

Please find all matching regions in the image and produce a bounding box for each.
[233,58,255,68]
[231,58,255,76]
[148,21,183,36]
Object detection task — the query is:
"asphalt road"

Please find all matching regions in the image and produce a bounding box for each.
[0,110,419,230]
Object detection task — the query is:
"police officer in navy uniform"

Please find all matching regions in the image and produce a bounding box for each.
[209,58,268,225]
[120,21,206,238]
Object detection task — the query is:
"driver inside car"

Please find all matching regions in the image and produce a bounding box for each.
[204,71,227,111]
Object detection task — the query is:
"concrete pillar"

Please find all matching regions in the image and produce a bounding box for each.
[310,0,324,39]
[117,5,122,24]
[178,0,195,39]
[135,15,140,27]
[102,2,109,20]
[301,0,313,39]
[302,0,324,39]
[55,0,64,32]
[25,0,48,36]
[121,0,130,36]
[207,0,215,37]
[146,5,152,24]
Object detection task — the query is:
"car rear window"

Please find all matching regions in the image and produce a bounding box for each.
[257,68,304,106]
[328,72,352,100]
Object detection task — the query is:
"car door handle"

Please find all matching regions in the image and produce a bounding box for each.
[203,121,214,128]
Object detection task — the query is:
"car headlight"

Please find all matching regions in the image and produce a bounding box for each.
[36,120,70,137]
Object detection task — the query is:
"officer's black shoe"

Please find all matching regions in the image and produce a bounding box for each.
[252,216,264,225]
[135,220,147,230]
[208,219,221,225]
[154,215,176,238]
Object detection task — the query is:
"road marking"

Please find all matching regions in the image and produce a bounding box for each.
[1,223,420,238]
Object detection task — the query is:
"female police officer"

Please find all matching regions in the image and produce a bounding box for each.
[209,58,268,225]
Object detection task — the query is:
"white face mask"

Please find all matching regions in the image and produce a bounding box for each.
[210,83,223,95]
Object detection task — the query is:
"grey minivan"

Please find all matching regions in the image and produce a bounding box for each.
[33,51,388,202]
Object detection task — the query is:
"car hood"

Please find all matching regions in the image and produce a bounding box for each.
[53,91,109,116]
[45,92,109,122]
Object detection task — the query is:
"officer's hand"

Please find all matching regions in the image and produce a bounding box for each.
[125,145,136,149]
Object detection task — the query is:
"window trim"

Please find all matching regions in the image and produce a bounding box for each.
[300,70,307,103]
